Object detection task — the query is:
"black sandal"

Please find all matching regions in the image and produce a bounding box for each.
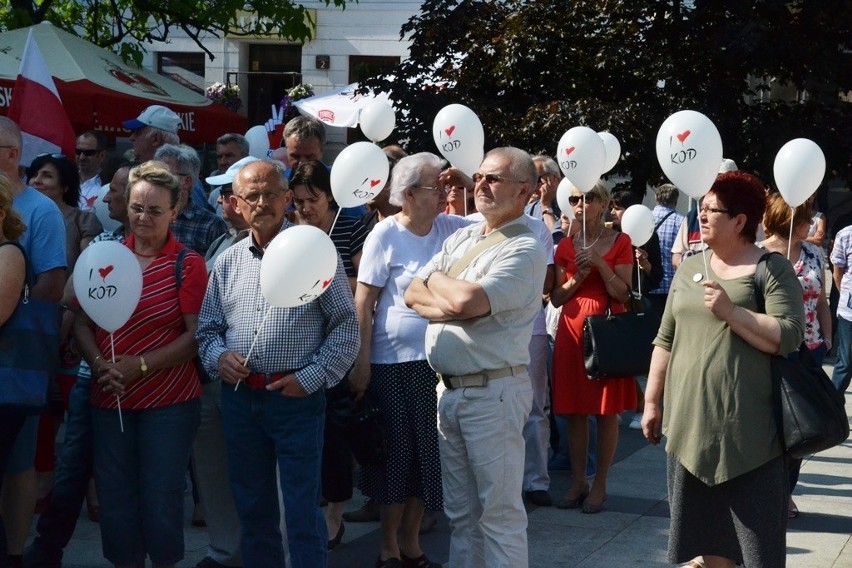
[400,553,441,568]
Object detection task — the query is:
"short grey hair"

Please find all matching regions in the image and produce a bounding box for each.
[283,116,326,146]
[388,152,446,207]
[154,144,201,181]
[216,133,250,157]
[0,117,22,149]
[141,126,179,147]
[655,183,679,207]
[532,155,559,177]
[485,147,537,187]
[233,159,289,194]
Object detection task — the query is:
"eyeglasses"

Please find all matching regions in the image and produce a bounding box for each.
[699,206,730,215]
[567,195,596,206]
[129,204,168,217]
[235,191,285,206]
[472,172,525,185]
[415,185,449,194]
[75,148,99,157]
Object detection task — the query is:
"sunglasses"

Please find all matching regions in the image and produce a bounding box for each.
[37,152,67,160]
[472,172,525,185]
[75,148,100,157]
[567,195,595,206]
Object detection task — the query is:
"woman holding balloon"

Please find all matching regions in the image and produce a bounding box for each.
[289,159,369,547]
[761,191,831,519]
[351,152,470,568]
[642,171,804,568]
[74,161,207,568]
[550,181,635,514]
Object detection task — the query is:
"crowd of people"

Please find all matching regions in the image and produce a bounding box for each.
[0,103,846,568]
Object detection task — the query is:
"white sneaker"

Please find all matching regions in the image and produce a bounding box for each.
[629,413,642,430]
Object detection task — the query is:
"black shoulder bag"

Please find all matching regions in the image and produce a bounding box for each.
[755,252,849,458]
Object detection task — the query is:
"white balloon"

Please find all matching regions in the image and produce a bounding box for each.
[360,100,396,142]
[260,225,339,308]
[245,125,270,159]
[655,110,723,199]
[330,142,391,208]
[556,127,606,192]
[432,104,485,176]
[91,183,121,233]
[555,178,576,220]
[73,241,142,333]
[773,138,826,207]
[621,204,655,247]
[598,131,621,174]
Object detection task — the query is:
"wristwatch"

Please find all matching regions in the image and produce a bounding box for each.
[541,207,554,216]
[139,355,148,379]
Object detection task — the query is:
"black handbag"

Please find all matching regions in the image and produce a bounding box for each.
[583,294,660,380]
[0,242,60,414]
[327,387,388,467]
[755,253,850,458]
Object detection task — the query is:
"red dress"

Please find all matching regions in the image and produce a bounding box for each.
[552,233,637,415]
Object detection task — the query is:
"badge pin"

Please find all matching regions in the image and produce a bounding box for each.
[693,273,704,283]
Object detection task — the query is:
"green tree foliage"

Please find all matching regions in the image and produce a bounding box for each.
[1,0,351,65]
[366,0,851,191]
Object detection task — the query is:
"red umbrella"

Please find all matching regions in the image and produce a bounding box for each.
[0,22,246,143]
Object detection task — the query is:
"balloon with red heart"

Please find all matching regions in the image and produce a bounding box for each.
[432,104,485,176]
[330,141,390,208]
[72,241,143,333]
[259,225,339,308]
[556,127,606,192]
[655,110,723,199]
[773,138,826,207]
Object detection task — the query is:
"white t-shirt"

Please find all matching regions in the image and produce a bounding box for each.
[358,213,472,364]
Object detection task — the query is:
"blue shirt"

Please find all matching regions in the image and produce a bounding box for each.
[196,220,360,393]
[172,202,228,256]
[650,204,684,294]
[13,186,66,277]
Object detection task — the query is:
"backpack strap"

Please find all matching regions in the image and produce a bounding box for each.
[654,209,676,232]
[174,247,189,290]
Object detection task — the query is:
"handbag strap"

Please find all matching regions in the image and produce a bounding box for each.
[753,251,781,314]
[446,222,532,279]
[0,240,34,289]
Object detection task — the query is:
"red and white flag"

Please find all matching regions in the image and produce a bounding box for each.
[8,29,76,167]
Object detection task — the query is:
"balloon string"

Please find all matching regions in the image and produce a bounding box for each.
[583,209,587,249]
[637,263,642,296]
[463,188,468,217]
[699,231,709,282]
[235,305,274,392]
[787,208,794,261]
[328,208,342,237]
[110,333,124,433]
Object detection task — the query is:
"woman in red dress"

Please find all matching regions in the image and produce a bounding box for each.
[550,180,636,513]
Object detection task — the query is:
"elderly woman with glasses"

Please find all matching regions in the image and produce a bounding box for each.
[75,161,207,568]
[642,172,804,568]
[351,152,471,568]
[549,180,636,514]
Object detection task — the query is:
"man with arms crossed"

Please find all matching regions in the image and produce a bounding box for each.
[405,147,546,568]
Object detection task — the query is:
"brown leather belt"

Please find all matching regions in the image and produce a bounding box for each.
[243,371,293,391]
[438,365,527,390]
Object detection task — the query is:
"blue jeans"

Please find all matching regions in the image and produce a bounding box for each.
[27,370,93,565]
[221,385,326,568]
[92,399,200,566]
[831,317,852,396]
